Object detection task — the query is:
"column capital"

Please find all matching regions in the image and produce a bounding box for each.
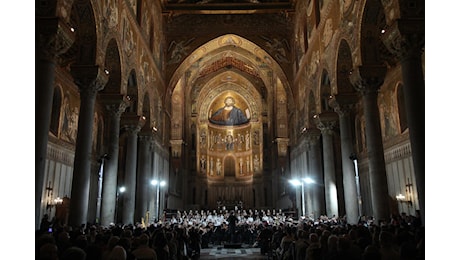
[37,17,75,61]
[121,113,146,134]
[304,128,321,145]
[139,129,155,139]
[328,94,358,116]
[170,139,184,158]
[382,18,425,61]
[349,65,387,94]
[274,137,289,157]
[71,65,109,95]
[314,111,338,134]
[139,131,155,150]
[101,94,131,117]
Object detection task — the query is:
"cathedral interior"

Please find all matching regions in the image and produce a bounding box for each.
[35,0,425,230]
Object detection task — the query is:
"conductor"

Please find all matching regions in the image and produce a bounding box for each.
[227,210,238,243]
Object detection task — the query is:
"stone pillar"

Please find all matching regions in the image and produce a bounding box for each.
[314,112,339,218]
[68,66,108,228]
[135,131,154,222]
[121,114,145,225]
[305,128,324,218]
[35,17,74,229]
[350,65,390,222]
[100,95,130,226]
[329,95,360,224]
[382,15,425,225]
[301,148,314,219]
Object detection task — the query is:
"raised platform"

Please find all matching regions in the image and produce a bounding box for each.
[200,244,266,259]
[223,242,243,249]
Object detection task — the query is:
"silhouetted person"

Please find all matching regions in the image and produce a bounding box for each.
[40,214,51,233]
[227,211,238,243]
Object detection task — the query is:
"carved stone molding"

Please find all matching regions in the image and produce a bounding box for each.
[305,127,321,139]
[101,94,131,117]
[314,111,338,135]
[170,139,184,158]
[328,94,358,116]
[47,141,75,166]
[384,140,412,163]
[121,113,146,134]
[139,131,155,150]
[349,65,387,94]
[70,65,109,96]
[275,137,289,157]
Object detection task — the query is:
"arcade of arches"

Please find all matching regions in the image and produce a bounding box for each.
[36,0,425,230]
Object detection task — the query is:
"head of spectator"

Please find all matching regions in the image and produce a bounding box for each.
[108,245,127,260]
[60,246,87,260]
[308,232,319,245]
[362,245,381,260]
[39,243,59,260]
[399,241,417,260]
[379,230,394,248]
[107,236,120,251]
[138,233,150,247]
[327,234,338,253]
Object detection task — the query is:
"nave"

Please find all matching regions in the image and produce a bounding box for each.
[36,0,425,237]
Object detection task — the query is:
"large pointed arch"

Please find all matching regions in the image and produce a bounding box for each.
[167,34,293,109]
[68,0,98,65]
[126,69,139,114]
[102,38,123,94]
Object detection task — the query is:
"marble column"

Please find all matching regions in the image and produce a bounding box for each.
[121,114,145,225]
[314,112,339,218]
[305,128,324,218]
[329,95,360,224]
[135,131,154,222]
[382,17,425,225]
[35,17,74,229]
[68,65,108,228]
[350,65,390,222]
[100,95,130,226]
[301,149,314,219]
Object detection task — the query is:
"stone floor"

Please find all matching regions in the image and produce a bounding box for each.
[199,243,271,259]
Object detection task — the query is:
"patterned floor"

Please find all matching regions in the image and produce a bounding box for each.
[200,244,270,259]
